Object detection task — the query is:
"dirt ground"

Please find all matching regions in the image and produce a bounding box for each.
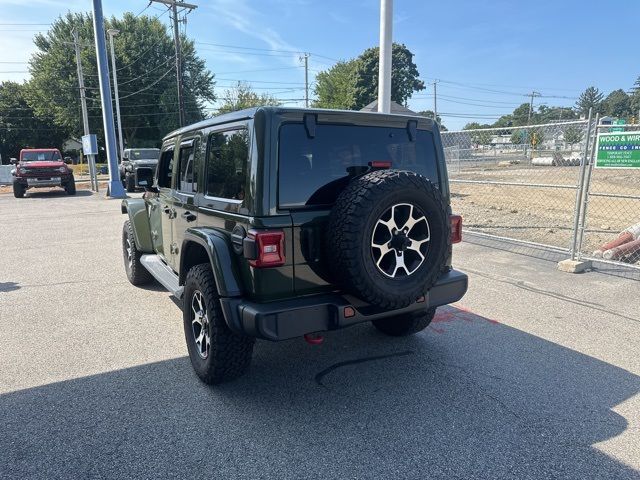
[449,162,640,262]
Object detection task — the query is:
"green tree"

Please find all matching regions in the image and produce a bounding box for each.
[563,126,583,150]
[510,129,528,145]
[417,110,447,130]
[494,103,532,128]
[26,12,215,151]
[602,89,631,118]
[630,77,640,119]
[493,115,514,128]
[216,82,281,114]
[513,103,533,125]
[352,43,425,109]
[575,86,604,116]
[312,60,357,109]
[464,122,493,145]
[537,105,577,123]
[0,81,67,162]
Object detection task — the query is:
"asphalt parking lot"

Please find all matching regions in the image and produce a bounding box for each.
[1,188,639,479]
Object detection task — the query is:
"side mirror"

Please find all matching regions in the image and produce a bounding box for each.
[64,157,72,165]
[10,158,18,164]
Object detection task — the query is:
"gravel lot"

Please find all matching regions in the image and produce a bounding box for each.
[1,188,639,479]
[450,164,640,258]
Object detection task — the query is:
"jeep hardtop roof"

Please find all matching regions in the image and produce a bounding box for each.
[163,106,436,142]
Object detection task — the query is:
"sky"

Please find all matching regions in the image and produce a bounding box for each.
[1,0,639,130]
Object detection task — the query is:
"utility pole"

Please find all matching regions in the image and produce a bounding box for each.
[107,29,124,161]
[72,28,98,192]
[528,90,541,124]
[377,0,393,113]
[150,1,198,127]
[91,0,126,198]
[303,53,309,108]
[171,2,185,126]
[433,80,438,122]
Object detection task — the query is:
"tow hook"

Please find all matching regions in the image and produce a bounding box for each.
[304,333,324,345]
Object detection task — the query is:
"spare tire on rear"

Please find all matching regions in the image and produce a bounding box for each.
[326,170,449,310]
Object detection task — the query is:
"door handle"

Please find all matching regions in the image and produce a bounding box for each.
[181,211,197,222]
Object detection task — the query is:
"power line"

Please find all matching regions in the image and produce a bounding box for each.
[416,96,527,109]
[215,78,304,85]
[413,92,527,105]
[196,41,303,55]
[119,68,175,99]
[114,57,174,86]
[149,0,198,127]
[216,66,301,75]
[135,2,153,17]
[196,47,295,58]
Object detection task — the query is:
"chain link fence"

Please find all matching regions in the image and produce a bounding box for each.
[579,123,640,266]
[442,118,640,273]
[442,120,591,251]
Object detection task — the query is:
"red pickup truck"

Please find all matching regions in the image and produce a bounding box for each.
[11,148,76,198]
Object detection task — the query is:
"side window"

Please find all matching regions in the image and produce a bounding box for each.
[206,128,249,201]
[177,140,198,193]
[157,148,175,188]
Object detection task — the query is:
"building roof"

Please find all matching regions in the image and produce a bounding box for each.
[360,100,416,115]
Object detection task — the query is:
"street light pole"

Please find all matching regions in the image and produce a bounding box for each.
[303,53,309,108]
[72,28,98,192]
[377,0,393,113]
[91,0,126,198]
[107,29,124,161]
[433,80,438,122]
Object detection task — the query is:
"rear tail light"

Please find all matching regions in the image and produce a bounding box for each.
[450,215,462,244]
[248,230,285,268]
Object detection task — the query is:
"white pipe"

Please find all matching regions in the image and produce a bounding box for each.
[377,0,392,113]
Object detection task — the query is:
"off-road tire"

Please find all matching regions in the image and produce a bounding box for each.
[373,307,437,336]
[12,181,25,198]
[122,220,152,285]
[126,174,136,193]
[327,170,449,310]
[65,177,76,195]
[183,264,255,385]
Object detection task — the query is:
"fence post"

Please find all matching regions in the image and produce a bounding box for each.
[570,109,593,260]
[574,113,600,260]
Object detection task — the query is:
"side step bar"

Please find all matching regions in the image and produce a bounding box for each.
[140,254,184,299]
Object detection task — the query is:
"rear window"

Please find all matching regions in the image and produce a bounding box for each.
[278,124,439,208]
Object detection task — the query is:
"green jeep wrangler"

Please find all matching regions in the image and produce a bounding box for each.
[121,107,468,384]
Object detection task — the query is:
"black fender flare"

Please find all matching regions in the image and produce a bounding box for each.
[180,228,243,297]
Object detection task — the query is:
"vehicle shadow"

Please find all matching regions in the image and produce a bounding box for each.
[24,189,93,198]
[0,282,20,292]
[1,306,638,479]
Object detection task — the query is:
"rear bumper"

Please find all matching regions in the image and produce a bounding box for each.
[219,269,468,341]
